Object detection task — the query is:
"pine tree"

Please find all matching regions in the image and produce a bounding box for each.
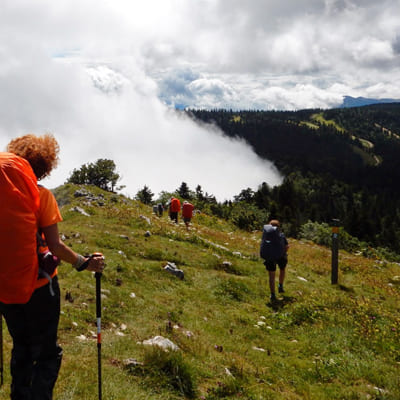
[136,185,154,205]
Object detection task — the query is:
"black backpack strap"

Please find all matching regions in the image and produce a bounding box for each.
[36,231,57,296]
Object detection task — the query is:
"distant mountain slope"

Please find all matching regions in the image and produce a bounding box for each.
[340,95,400,108]
[188,105,400,252]
[189,104,400,192]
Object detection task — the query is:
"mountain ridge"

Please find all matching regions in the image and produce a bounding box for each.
[340,95,400,108]
[188,104,400,254]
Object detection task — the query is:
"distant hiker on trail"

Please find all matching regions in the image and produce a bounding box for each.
[259,219,289,302]
[182,201,195,230]
[0,134,105,400]
[169,197,181,223]
[153,203,164,217]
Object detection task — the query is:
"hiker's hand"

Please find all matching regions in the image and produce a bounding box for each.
[86,253,105,273]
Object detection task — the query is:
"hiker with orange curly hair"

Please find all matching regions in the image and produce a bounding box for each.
[0,134,105,400]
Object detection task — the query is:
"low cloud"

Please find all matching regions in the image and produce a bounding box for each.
[0,62,282,201]
[1,0,400,200]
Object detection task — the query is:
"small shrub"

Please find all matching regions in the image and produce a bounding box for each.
[214,261,242,276]
[274,303,321,327]
[143,248,164,261]
[214,278,250,302]
[291,304,321,326]
[229,202,268,231]
[314,356,340,383]
[299,221,400,262]
[205,377,256,399]
[299,221,331,247]
[205,379,243,399]
[142,347,197,398]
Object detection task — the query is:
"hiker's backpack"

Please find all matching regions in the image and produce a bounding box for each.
[182,202,194,218]
[260,224,286,261]
[0,152,40,304]
[170,198,181,213]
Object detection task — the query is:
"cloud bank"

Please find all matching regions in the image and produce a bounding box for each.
[1,0,399,199]
[0,60,282,199]
[0,1,282,200]
[147,0,400,109]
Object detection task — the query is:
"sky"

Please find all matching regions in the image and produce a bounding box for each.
[1,0,399,200]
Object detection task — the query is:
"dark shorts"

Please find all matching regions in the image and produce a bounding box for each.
[169,211,178,222]
[264,257,288,272]
[183,217,191,223]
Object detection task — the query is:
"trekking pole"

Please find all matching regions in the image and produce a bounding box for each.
[0,313,3,387]
[95,272,102,400]
[77,253,103,398]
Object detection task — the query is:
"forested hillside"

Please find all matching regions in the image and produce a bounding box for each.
[188,104,400,254]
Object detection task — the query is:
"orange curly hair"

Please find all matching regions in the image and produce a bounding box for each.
[7,134,60,180]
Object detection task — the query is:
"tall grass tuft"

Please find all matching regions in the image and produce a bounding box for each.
[139,347,197,398]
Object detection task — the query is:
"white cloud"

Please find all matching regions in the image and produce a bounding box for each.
[141,0,400,109]
[1,0,400,199]
[0,57,282,201]
[351,38,395,66]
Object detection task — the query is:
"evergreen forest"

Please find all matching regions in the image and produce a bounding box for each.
[187,104,400,255]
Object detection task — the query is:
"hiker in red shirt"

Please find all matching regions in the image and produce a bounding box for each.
[182,201,195,230]
[169,197,181,224]
[0,134,105,400]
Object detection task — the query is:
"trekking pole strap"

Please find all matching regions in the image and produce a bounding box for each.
[76,252,104,272]
[75,254,94,272]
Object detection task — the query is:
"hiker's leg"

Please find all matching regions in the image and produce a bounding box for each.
[1,281,62,400]
[10,344,33,400]
[278,257,287,285]
[28,277,63,400]
[0,303,33,400]
[264,261,276,295]
[170,212,178,223]
[31,344,62,400]
[279,268,285,285]
[268,271,276,294]
[184,217,190,230]
[278,257,288,292]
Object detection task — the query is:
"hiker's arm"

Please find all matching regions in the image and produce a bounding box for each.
[42,224,104,272]
[42,223,77,263]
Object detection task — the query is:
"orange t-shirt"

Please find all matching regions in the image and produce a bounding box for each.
[36,186,63,289]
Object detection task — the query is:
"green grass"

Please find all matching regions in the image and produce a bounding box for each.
[1,184,400,399]
[303,113,381,167]
[310,113,346,132]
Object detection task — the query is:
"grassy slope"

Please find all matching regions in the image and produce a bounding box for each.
[1,184,400,400]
